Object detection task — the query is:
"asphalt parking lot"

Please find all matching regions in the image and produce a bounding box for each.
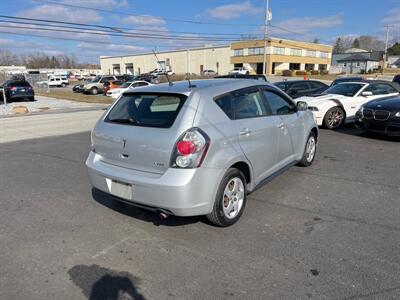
[0,118,399,299]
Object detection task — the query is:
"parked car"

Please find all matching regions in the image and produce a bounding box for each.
[202,70,217,77]
[330,76,364,86]
[106,81,152,99]
[274,80,329,99]
[86,79,318,226]
[392,74,400,85]
[1,80,34,102]
[72,83,84,93]
[356,95,400,136]
[103,80,125,95]
[37,75,69,88]
[229,67,250,75]
[215,74,268,81]
[297,80,400,129]
[83,75,118,95]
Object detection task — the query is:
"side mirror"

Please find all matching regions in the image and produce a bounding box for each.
[361,91,373,97]
[297,101,308,111]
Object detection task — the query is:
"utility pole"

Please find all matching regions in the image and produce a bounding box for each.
[262,0,271,75]
[384,25,393,68]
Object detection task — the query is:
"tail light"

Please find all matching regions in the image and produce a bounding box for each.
[9,86,17,91]
[171,128,210,168]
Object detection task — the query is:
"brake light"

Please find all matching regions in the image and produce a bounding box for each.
[171,128,210,168]
[177,141,196,156]
[9,87,17,91]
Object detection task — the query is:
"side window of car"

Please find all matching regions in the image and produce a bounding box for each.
[215,94,234,119]
[309,81,323,89]
[365,84,396,95]
[137,82,149,87]
[289,82,310,92]
[232,88,268,119]
[262,89,296,115]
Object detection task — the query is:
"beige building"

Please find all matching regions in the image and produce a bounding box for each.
[231,38,332,75]
[100,38,333,76]
[100,45,232,76]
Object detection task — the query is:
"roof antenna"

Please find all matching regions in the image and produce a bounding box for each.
[185,72,195,88]
[152,49,173,86]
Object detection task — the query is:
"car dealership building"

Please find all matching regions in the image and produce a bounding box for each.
[100,38,332,76]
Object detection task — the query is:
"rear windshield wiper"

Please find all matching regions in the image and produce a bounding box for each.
[109,117,140,125]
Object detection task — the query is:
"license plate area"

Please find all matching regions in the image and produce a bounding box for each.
[106,178,132,200]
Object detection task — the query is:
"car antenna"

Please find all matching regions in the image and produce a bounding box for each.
[152,49,173,86]
[185,72,195,89]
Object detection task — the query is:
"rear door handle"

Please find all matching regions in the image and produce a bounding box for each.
[277,122,285,129]
[239,128,251,136]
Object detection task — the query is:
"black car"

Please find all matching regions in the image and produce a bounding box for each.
[215,74,268,81]
[273,80,328,99]
[392,74,400,85]
[72,83,84,93]
[357,95,400,136]
[1,80,34,102]
[331,76,364,86]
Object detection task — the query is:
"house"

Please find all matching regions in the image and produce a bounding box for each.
[332,51,383,74]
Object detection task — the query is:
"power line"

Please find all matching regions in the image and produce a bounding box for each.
[34,0,263,27]
[0,15,264,37]
[0,23,240,42]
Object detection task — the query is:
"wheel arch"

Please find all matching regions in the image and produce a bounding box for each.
[229,161,252,185]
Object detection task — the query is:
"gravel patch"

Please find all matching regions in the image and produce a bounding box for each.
[0,95,107,116]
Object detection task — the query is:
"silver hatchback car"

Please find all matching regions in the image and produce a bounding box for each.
[86,79,318,226]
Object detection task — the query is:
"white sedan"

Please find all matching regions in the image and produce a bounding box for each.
[106,81,152,99]
[297,81,399,129]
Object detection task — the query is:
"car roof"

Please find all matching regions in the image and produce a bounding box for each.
[274,80,324,84]
[124,79,271,96]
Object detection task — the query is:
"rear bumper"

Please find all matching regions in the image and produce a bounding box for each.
[86,151,224,216]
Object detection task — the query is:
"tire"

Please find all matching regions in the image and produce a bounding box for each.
[90,87,98,95]
[297,131,317,167]
[206,168,247,227]
[61,83,66,88]
[323,107,345,129]
[29,97,35,102]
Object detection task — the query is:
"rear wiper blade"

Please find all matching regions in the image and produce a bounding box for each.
[109,117,140,124]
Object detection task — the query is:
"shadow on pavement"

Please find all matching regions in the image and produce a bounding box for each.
[68,264,146,300]
[328,124,400,143]
[91,188,203,227]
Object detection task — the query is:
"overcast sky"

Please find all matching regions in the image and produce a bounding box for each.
[1,0,399,63]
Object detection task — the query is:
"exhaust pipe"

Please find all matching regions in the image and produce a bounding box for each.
[158,211,169,219]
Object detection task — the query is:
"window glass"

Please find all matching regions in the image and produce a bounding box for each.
[319,52,328,58]
[215,94,233,119]
[262,90,296,115]
[306,50,316,57]
[273,47,285,55]
[309,81,324,89]
[233,89,267,119]
[365,84,398,95]
[234,49,244,56]
[248,47,264,55]
[290,82,310,91]
[105,93,186,128]
[323,83,364,97]
[290,48,302,56]
[274,82,288,91]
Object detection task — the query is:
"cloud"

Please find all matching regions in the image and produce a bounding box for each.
[77,42,146,53]
[381,8,400,25]
[17,4,102,23]
[122,15,166,26]
[62,0,128,7]
[272,15,343,35]
[206,1,262,20]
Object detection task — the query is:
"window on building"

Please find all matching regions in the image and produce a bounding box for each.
[289,63,301,70]
[234,49,244,56]
[248,47,264,55]
[318,64,327,71]
[306,50,316,57]
[273,47,285,55]
[112,64,121,75]
[290,48,302,56]
[125,63,133,75]
[319,52,328,58]
[356,62,361,67]
[305,64,315,71]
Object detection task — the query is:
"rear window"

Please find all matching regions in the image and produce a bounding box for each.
[7,81,31,87]
[105,93,187,128]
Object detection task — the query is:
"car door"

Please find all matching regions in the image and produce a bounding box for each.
[286,82,311,98]
[261,88,303,166]
[231,87,280,184]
